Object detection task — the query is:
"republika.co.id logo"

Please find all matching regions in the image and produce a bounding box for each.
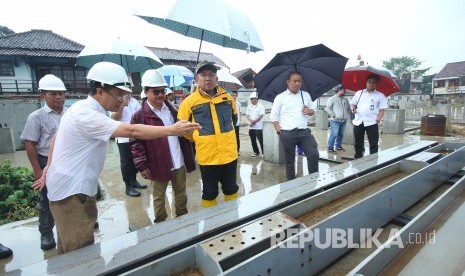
[270,227,436,249]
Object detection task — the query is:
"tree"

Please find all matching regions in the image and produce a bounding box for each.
[0,25,15,36]
[382,56,430,79]
[418,74,436,94]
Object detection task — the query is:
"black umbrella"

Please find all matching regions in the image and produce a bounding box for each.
[255,44,348,102]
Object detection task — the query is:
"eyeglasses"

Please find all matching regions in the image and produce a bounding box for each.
[105,91,129,102]
[150,88,166,95]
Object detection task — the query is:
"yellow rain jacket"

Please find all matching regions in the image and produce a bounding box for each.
[178,87,238,166]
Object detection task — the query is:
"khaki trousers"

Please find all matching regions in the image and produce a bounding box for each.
[49,194,97,254]
[152,166,188,223]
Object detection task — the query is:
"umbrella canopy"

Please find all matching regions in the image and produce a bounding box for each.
[134,0,263,63]
[76,38,163,73]
[157,65,194,87]
[342,66,400,96]
[254,44,348,102]
[217,69,243,86]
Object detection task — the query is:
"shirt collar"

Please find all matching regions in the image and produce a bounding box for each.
[87,95,107,115]
[147,100,167,113]
[44,103,66,115]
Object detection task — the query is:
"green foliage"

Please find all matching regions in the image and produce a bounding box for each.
[382,56,430,79]
[0,25,15,36]
[0,160,39,225]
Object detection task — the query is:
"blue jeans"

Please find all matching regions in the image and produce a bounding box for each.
[328,120,347,150]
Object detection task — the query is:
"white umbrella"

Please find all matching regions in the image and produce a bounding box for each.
[217,69,243,87]
[76,38,163,73]
[157,65,194,87]
[134,0,263,63]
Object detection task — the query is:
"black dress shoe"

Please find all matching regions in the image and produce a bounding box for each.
[126,183,141,197]
[132,179,147,189]
[0,243,13,259]
[41,233,56,251]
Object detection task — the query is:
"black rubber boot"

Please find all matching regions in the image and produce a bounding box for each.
[0,243,13,259]
[40,232,56,251]
[132,179,147,189]
[126,182,141,197]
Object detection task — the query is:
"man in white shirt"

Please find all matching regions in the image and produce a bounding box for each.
[270,72,319,180]
[32,62,200,254]
[232,91,241,155]
[111,96,146,197]
[166,88,177,108]
[350,75,388,159]
[246,92,265,157]
[20,74,67,251]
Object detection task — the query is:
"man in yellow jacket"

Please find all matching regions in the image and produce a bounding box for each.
[178,62,238,207]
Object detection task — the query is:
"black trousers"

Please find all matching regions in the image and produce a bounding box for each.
[353,123,379,159]
[248,129,263,154]
[117,142,138,183]
[38,154,54,236]
[199,159,238,200]
[280,129,319,180]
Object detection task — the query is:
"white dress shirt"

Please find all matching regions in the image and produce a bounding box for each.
[351,89,388,126]
[270,89,313,130]
[20,104,67,156]
[112,97,141,143]
[246,103,265,130]
[147,101,185,170]
[47,96,121,201]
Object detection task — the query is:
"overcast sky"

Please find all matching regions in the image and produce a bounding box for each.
[1,0,464,75]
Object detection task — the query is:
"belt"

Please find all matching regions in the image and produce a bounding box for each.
[282,128,307,132]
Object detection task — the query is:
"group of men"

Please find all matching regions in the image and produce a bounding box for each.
[0,62,387,258]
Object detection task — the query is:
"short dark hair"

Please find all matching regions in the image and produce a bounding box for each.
[288,71,302,80]
[89,81,116,95]
[367,75,380,82]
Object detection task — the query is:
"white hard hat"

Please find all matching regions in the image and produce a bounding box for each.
[140,91,146,99]
[142,69,167,88]
[166,88,173,95]
[38,74,66,91]
[86,62,132,92]
[249,92,258,99]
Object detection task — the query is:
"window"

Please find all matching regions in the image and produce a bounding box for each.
[448,79,459,87]
[0,63,15,76]
[435,80,445,88]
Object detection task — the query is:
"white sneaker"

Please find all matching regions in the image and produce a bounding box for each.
[251,153,258,157]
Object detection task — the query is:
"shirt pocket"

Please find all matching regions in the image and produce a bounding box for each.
[192,103,215,136]
[215,101,234,133]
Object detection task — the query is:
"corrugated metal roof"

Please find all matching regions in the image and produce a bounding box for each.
[434,61,465,80]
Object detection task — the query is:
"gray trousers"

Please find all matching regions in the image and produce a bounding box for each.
[38,154,54,236]
[280,129,319,180]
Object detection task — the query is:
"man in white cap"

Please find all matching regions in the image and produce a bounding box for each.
[246,91,265,157]
[20,74,67,251]
[111,92,146,197]
[166,88,177,108]
[33,62,200,254]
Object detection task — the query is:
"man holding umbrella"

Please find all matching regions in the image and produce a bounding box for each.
[270,72,319,181]
[350,75,388,159]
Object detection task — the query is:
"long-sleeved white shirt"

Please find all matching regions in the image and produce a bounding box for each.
[270,89,313,130]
